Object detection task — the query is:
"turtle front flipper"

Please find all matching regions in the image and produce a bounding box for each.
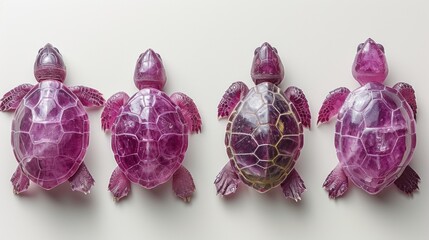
[284,86,311,129]
[214,163,241,196]
[69,85,105,107]
[68,163,95,194]
[172,166,195,202]
[108,166,131,201]
[280,169,306,201]
[11,167,30,194]
[323,164,349,199]
[170,92,202,133]
[101,92,130,131]
[0,84,33,111]
[394,165,420,194]
[393,82,417,119]
[317,87,350,124]
[217,81,249,118]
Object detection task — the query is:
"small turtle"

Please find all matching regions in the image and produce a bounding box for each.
[0,43,105,194]
[214,42,311,201]
[318,38,420,198]
[101,49,201,202]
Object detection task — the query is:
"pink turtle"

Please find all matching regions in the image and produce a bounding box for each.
[0,43,105,194]
[214,42,311,201]
[318,38,420,198]
[101,49,201,202]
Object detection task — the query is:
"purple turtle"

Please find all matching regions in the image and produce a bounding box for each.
[318,38,420,198]
[101,49,201,202]
[0,43,105,194]
[214,42,311,201]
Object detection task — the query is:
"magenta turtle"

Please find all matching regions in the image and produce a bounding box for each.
[318,38,419,198]
[214,42,311,201]
[101,49,201,202]
[0,43,105,194]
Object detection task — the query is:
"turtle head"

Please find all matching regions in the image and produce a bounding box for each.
[134,49,166,90]
[34,43,66,83]
[352,38,388,85]
[251,42,284,85]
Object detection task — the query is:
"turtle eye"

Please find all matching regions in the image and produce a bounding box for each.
[38,48,43,53]
[377,44,385,53]
[254,47,261,55]
[156,53,162,60]
[54,47,60,53]
[273,47,278,53]
[357,43,364,52]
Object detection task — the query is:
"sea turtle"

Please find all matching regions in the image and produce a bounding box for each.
[318,38,420,198]
[0,43,105,194]
[214,42,311,201]
[101,49,201,202]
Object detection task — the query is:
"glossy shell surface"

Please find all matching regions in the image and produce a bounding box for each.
[335,82,416,193]
[12,80,89,189]
[112,88,188,189]
[225,82,303,192]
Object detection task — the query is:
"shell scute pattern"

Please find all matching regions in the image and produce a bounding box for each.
[335,83,416,191]
[112,88,188,189]
[226,82,303,192]
[12,80,89,188]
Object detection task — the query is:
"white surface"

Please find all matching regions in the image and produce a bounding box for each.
[0,0,428,239]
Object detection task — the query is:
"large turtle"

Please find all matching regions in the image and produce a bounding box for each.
[214,42,311,201]
[0,43,105,194]
[318,38,420,198]
[101,49,201,202]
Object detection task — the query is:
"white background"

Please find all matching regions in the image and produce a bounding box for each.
[0,0,428,239]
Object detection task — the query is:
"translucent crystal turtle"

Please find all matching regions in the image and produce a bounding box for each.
[318,38,419,198]
[214,42,311,201]
[101,49,201,202]
[0,43,105,194]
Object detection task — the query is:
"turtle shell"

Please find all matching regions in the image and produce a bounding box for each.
[11,80,89,189]
[335,82,416,194]
[111,88,188,189]
[225,82,303,192]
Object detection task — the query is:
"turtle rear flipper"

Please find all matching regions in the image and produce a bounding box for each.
[108,166,131,201]
[215,163,240,196]
[11,167,30,194]
[394,165,420,194]
[172,166,195,202]
[323,164,349,199]
[69,163,95,194]
[280,169,306,201]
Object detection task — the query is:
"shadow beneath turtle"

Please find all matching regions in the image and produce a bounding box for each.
[114,178,198,204]
[216,182,249,202]
[218,183,307,209]
[12,182,94,206]
[368,184,420,206]
[43,183,95,206]
[12,178,99,236]
[9,185,39,198]
[133,180,173,203]
[262,186,308,207]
